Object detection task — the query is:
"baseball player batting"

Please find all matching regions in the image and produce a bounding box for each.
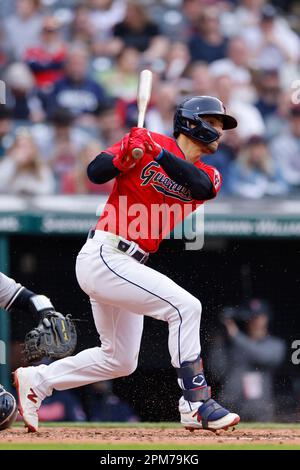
[14,94,240,432]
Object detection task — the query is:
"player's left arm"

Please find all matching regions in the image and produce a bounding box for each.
[155,150,219,200]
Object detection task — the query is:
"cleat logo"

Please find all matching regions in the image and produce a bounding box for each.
[27,388,38,404]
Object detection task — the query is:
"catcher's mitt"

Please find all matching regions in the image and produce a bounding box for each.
[23,311,77,363]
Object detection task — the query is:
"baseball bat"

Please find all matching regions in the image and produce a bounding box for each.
[132,69,153,159]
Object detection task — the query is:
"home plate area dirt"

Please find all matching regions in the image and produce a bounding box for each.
[1,426,300,446]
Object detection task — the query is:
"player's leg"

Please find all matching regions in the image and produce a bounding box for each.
[76,241,239,430]
[77,242,201,367]
[14,303,144,432]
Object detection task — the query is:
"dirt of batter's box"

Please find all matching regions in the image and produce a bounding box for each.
[1,427,300,446]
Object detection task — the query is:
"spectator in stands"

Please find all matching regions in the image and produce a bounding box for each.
[96,46,140,101]
[189,61,214,96]
[242,4,300,70]
[261,90,291,140]
[209,36,255,104]
[68,3,95,46]
[47,44,107,127]
[210,298,286,421]
[229,135,288,198]
[0,33,9,74]
[188,6,228,63]
[146,82,177,136]
[62,140,114,195]
[254,68,282,133]
[3,0,43,60]
[270,104,300,192]
[113,0,168,62]
[24,16,67,91]
[164,42,191,83]
[5,62,44,123]
[31,107,90,167]
[221,0,266,37]
[37,107,91,190]
[0,129,55,195]
[213,73,265,141]
[89,0,126,41]
[0,107,14,158]
[182,0,206,38]
[96,99,127,147]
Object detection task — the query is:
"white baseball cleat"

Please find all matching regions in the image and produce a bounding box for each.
[14,367,41,433]
[180,398,240,431]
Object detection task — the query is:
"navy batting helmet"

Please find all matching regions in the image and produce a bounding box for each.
[0,385,18,431]
[173,96,237,144]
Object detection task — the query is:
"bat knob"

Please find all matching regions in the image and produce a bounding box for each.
[132,147,144,160]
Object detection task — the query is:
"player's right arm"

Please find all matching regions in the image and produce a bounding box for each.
[87,152,120,184]
[88,133,137,184]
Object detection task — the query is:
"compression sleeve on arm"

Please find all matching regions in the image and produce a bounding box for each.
[87,152,120,184]
[156,149,215,200]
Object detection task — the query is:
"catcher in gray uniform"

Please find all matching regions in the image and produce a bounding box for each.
[0,272,77,430]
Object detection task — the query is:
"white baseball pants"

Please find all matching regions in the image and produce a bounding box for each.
[31,231,202,400]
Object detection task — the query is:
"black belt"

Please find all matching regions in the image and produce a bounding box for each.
[88,230,149,264]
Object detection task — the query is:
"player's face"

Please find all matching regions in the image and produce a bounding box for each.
[179,116,224,162]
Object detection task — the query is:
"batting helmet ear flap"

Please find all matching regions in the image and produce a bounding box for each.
[0,386,18,431]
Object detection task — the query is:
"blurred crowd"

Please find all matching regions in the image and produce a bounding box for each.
[1,0,300,198]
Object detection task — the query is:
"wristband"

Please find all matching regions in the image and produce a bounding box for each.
[154,149,164,161]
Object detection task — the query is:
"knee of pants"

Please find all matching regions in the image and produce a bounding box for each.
[104,354,138,378]
[167,295,202,327]
[179,295,202,320]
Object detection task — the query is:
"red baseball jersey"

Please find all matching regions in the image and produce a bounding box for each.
[96,132,222,253]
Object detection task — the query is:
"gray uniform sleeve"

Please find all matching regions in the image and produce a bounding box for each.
[231,332,286,368]
[0,272,23,310]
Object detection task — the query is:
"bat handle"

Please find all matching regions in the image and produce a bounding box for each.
[131,111,146,159]
[132,147,144,160]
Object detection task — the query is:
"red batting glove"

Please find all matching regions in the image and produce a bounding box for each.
[128,127,162,159]
[112,134,137,172]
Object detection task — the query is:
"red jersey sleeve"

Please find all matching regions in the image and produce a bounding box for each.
[195,161,222,198]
